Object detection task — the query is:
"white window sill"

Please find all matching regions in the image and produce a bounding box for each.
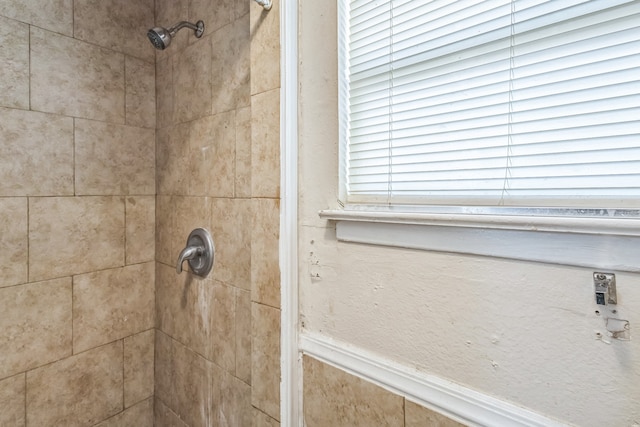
[319,209,640,273]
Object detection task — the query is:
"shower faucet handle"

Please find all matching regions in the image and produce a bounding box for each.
[176,245,202,274]
[176,228,214,278]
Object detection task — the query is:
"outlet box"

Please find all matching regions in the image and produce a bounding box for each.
[594,272,617,305]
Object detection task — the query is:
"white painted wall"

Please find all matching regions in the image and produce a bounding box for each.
[297,2,640,426]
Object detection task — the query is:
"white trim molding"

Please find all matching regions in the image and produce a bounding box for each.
[320,209,640,237]
[280,0,300,425]
[300,332,568,427]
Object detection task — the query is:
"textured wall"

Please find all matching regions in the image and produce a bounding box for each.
[153,0,281,425]
[0,0,156,425]
[297,1,640,426]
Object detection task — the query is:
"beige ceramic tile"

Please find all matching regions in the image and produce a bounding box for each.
[236,288,252,384]
[218,370,252,427]
[156,56,174,126]
[29,197,124,281]
[155,262,212,357]
[124,329,155,407]
[187,112,236,197]
[211,282,237,371]
[0,108,74,197]
[0,16,28,109]
[303,355,404,427]
[122,0,156,63]
[251,302,281,421]
[156,124,190,195]
[155,0,190,57]
[73,263,154,353]
[189,0,233,37]
[26,341,123,427]
[0,0,72,36]
[126,196,156,264]
[251,198,280,307]
[75,119,155,195]
[74,0,155,62]
[126,56,156,128]
[156,196,174,265]
[251,89,280,198]
[235,106,252,198]
[0,278,72,379]
[253,409,280,427]
[211,16,250,114]
[250,0,280,95]
[405,399,467,427]
[95,398,154,427]
[0,374,25,427]
[173,37,212,123]
[154,397,189,427]
[234,0,250,20]
[0,198,27,288]
[155,331,222,427]
[211,198,251,289]
[155,127,176,194]
[30,27,125,123]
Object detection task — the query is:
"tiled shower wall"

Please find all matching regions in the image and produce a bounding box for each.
[153,0,281,425]
[0,0,156,426]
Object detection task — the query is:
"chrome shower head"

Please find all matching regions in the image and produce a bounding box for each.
[147,20,204,50]
[147,27,171,50]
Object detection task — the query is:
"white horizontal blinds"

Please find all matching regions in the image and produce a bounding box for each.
[348,0,394,202]
[344,0,640,207]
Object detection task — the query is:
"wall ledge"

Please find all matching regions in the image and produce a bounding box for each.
[300,332,568,427]
[320,212,640,272]
[320,208,640,236]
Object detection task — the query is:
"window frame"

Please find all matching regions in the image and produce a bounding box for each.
[331,0,640,271]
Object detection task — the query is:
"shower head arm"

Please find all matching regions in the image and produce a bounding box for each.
[167,20,204,38]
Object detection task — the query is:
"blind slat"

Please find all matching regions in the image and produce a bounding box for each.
[340,0,640,207]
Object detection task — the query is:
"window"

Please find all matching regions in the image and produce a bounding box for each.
[338,0,640,212]
[328,0,640,271]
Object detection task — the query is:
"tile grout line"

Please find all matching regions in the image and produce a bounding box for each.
[71,272,75,356]
[123,53,128,126]
[23,372,27,427]
[122,338,126,411]
[28,23,31,112]
[26,196,30,285]
[403,396,407,426]
[72,117,76,197]
[123,198,128,267]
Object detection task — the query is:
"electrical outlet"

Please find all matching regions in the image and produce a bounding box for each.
[593,272,617,305]
[593,272,630,341]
